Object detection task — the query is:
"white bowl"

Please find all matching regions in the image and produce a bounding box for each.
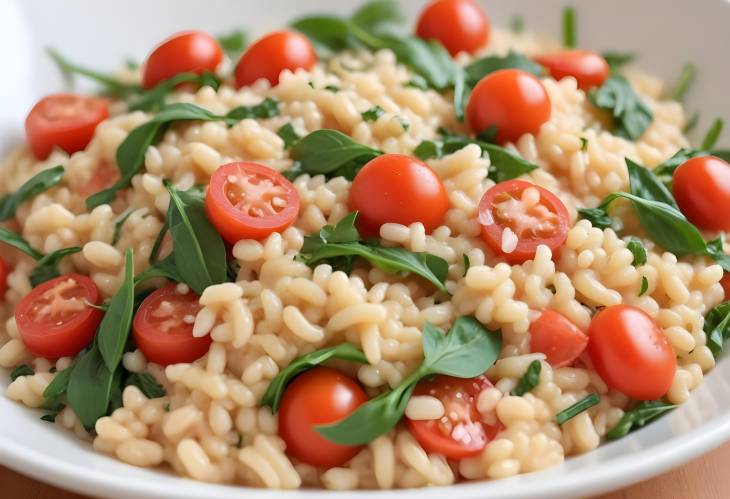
[1,0,729,497]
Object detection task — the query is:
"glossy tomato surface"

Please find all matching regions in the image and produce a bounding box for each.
[142,31,223,89]
[467,69,551,144]
[530,310,588,367]
[478,179,569,264]
[587,305,676,400]
[25,94,109,160]
[672,156,730,232]
[348,154,449,237]
[235,31,317,87]
[15,274,103,358]
[132,284,211,366]
[721,273,730,300]
[206,162,300,243]
[416,0,490,56]
[533,50,610,90]
[0,257,8,300]
[406,375,500,459]
[278,367,369,468]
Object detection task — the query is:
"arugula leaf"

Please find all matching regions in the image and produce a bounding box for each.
[217,29,248,60]
[126,373,166,399]
[128,72,222,112]
[261,343,368,412]
[625,158,677,208]
[29,247,82,287]
[10,364,34,381]
[562,6,577,48]
[361,105,385,122]
[0,227,43,260]
[290,129,382,180]
[556,393,599,425]
[589,74,653,140]
[98,250,135,370]
[639,276,649,296]
[669,63,695,102]
[653,148,730,179]
[47,48,140,97]
[704,300,730,358]
[602,51,636,71]
[66,347,119,430]
[0,165,64,221]
[577,207,614,229]
[511,360,542,396]
[702,118,724,150]
[276,123,301,149]
[111,208,137,246]
[626,237,647,267]
[464,52,543,88]
[606,400,676,439]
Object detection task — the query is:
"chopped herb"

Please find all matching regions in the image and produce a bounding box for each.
[10,364,34,381]
[701,118,724,150]
[126,373,166,399]
[290,129,382,181]
[589,75,653,140]
[398,117,410,131]
[361,105,385,122]
[562,7,576,48]
[510,16,524,34]
[511,360,542,396]
[236,433,244,448]
[164,403,171,412]
[556,393,599,425]
[626,237,647,267]
[580,137,588,151]
[669,63,695,102]
[606,400,676,438]
[226,97,280,120]
[111,208,137,246]
[683,111,700,134]
[602,51,636,71]
[324,85,341,93]
[276,123,302,149]
[639,276,649,296]
[217,29,248,60]
[462,254,471,276]
[0,165,65,221]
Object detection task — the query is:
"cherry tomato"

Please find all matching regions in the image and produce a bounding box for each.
[25,94,109,160]
[235,31,317,88]
[533,50,609,90]
[142,31,224,89]
[672,156,730,232]
[587,305,676,400]
[415,0,490,56]
[721,273,730,301]
[15,274,103,358]
[467,69,551,144]
[529,310,588,367]
[278,367,369,468]
[132,284,211,366]
[206,162,300,243]
[0,257,8,300]
[348,154,449,237]
[406,375,500,459]
[477,179,569,264]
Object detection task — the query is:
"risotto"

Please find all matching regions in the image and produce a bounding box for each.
[2,0,730,491]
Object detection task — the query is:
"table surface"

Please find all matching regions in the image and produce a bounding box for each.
[2,442,728,499]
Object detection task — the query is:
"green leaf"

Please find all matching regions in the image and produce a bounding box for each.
[626,158,677,208]
[639,276,649,296]
[464,52,544,88]
[484,143,538,182]
[653,148,730,179]
[606,400,676,439]
[276,123,301,149]
[702,118,724,150]
[684,111,700,134]
[98,249,135,370]
[128,72,222,112]
[704,300,730,358]
[361,105,385,122]
[0,165,64,221]
[577,207,613,229]
[126,373,166,399]
[66,347,118,429]
[602,51,636,71]
[562,6,577,48]
[453,67,468,122]
[511,360,541,396]
[291,16,356,56]
[46,48,140,97]
[463,254,471,276]
[261,343,368,412]
[556,393,600,425]
[413,140,442,160]
[580,137,589,151]
[350,0,403,31]
[10,364,34,381]
[589,74,653,140]
[706,237,730,273]
[0,227,43,260]
[225,97,279,121]
[290,129,382,180]
[29,247,82,287]
[669,63,695,102]
[626,237,647,267]
[43,366,73,401]
[111,208,137,246]
[217,29,248,60]
[422,317,501,377]
[510,16,525,34]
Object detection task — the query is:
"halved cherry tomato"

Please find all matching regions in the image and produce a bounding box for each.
[478,179,569,264]
[348,154,449,237]
[278,367,369,468]
[206,162,300,243]
[0,257,8,300]
[530,310,588,367]
[533,50,609,90]
[25,94,109,160]
[672,156,730,232]
[142,31,224,89]
[132,284,211,366]
[406,374,500,459]
[721,273,730,300]
[467,69,551,144]
[587,304,676,400]
[15,274,103,358]
[416,0,490,56]
[235,31,317,88]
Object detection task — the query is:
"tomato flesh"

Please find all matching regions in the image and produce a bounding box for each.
[529,310,587,367]
[0,257,8,300]
[406,375,500,459]
[132,284,211,366]
[25,94,109,160]
[672,156,730,232]
[235,31,317,88]
[142,31,224,89]
[206,162,300,243]
[721,273,730,301]
[587,305,676,400]
[15,274,103,358]
[348,154,449,237]
[533,50,610,90]
[278,367,368,468]
[478,179,569,264]
[416,0,490,56]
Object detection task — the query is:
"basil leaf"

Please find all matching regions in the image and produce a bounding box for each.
[361,105,385,122]
[511,360,542,396]
[43,366,73,401]
[0,165,64,221]
[562,6,577,48]
[40,405,65,423]
[126,373,166,399]
[128,72,222,112]
[111,208,137,246]
[0,227,43,260]
[669,63,695,102]
[704,300,730,358]
[606,400,676,439]
[653,148,730,179]
[639,276,649,296]
[165,182,227,294]
[47,48,140,97]
[276,123,301,149]
[626,158,677,208]
[10,364,34,381]
[350,0,403,31]
[484,143,538,182]
[464,52,543,88]
[422,317,501,377]
[589,74,653,140]
[314,212,361,245]
[217,30,248,60]
[453,67,468,122]
[261,343,368,412]
[413,140,442,160]
[98,249,135,370]
[603,52,636,71]
[556,393,599,425]
[29,247,82,287]
[577,207,613,229]
[626,237,647,267]
[66,347,118,429]
[706,237,730,273]
[290,129,382,180]
[702,118,724,150]
[291,16,357,55]
[225,97,279,121]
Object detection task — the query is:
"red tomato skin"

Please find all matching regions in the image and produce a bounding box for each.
[415,0,490,56]
[587,305,676,400]
[478,179,569,264]
[142,31,224,89]
[406,375,500,459]
[467,69,551,144]
[278,367,369,468]
[0,257,8,300]
[672,156,730,232]
[529,310,588,368]
[348,154,449,237]
[235,31,317,88]
[25,94,109,160]
[15,274,103,358]
[132,285,211,366]
[533,50,609,90]
[721,273,730,301]
[205,162,301,243]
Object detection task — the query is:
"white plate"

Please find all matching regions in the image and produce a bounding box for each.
[1,1,729,497]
